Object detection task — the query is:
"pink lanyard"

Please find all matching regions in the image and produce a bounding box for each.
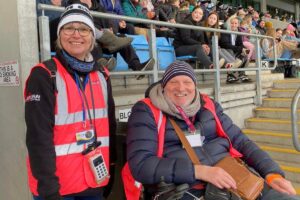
[176,106,196,134]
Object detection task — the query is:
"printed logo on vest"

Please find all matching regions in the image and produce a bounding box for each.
[25,94,41,102]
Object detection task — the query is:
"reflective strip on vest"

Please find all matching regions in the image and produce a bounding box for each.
[55,70,108,125]
[97,71,108,106]
[55,108,108,125]
[55,136,109,156]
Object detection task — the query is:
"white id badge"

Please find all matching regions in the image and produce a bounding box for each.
[186,134,205,147]
[76,129,95,145]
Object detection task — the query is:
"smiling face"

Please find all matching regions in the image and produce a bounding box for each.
[191,7,204,22]
[59,22,93,61]
[230,18,239,31]
[164,75,196,107]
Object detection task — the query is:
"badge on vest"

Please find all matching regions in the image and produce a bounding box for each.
[76,129,95,145]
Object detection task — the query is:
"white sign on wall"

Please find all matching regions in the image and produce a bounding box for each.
[119,108,132,122]
[0,60,20,86]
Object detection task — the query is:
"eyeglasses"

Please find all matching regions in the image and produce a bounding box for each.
[62,26,91,37]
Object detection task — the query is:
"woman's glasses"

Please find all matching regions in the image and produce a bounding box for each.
[62,26,91,37]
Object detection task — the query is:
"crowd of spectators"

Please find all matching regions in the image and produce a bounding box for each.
[37,0,300,82]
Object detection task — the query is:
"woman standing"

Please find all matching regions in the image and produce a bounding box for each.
[25,3,116,200]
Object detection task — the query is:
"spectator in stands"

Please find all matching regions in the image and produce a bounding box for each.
[203,12,242,69]
[126,60,299,200]
[261,28,298,59]
[122,0,155,21]
[153,0,179,37]
[251,11,260,27]
[188,0,198,12]
[247,5,255,15]
[36,0,68,21]
[286,23,297,37]
[236,8,246,23]
[173,6,225,69]
[256,20,266,35]
[176,1,190,23]
[199,0,211,21]
[265,21,273,29]
[239,15,257,60]
[99,0,135,34]
[219,17,251,83]
[26,4,117,200]
[65,0,155,75]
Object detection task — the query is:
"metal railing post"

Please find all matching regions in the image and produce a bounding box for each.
[212,34,221,103]
[255,37,262,105]
[148,24,158,82]
[38,14,51,61]
[291,89,300,151]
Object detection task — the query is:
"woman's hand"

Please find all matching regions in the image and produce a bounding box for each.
[194,165,237,190]
[269,177,296,195]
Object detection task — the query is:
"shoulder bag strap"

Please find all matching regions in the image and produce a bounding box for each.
[169,118,201,165]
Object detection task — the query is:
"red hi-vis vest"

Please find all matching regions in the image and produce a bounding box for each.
[25,58,110,196]
[122,95,242,200]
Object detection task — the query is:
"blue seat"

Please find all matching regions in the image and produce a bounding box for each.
[168,38,199,68]
[127,34,150,64]
[156,37,176,70]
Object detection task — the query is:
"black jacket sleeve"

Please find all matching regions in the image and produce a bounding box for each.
[25,67,61,200]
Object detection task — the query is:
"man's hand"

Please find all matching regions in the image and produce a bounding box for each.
[194,165,237,190]
[269,177,296,195]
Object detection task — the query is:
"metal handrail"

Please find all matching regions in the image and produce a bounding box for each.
[37,3,279,105]
[291,88,300,151]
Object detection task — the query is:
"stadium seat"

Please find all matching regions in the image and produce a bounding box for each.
[127,34,150,64]
[156,37,176,70]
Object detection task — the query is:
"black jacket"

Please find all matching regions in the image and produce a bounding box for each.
[173,14,205,49]
[25,50,116,200]
[219,31,244,56]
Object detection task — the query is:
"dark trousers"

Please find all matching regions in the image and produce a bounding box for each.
[175,44,213,68]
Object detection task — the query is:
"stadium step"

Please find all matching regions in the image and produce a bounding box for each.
[254,107,300,119]
[268,89,298,98]
[243,129,297,148]
[243,77,300,195]
[262,97,300,108]
[245,117,300,132]
[273,79,300,89]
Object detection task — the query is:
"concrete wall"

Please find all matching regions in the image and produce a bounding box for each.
[0,0,38,199]
[266,0,295,13]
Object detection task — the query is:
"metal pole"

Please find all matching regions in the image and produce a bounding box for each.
[148,24,158,82]
[38,15,51,62]
[255,37,262,105]
[291,88,300,152]
[212,34,221,103]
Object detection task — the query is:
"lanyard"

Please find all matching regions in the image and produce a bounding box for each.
[176,106,196,134]
[74,73,95,128]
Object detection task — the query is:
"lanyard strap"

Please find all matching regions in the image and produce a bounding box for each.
[176,106,196,134]
[75,73,95,128]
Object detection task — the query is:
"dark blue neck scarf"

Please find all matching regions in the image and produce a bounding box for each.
[62,50,95,73]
